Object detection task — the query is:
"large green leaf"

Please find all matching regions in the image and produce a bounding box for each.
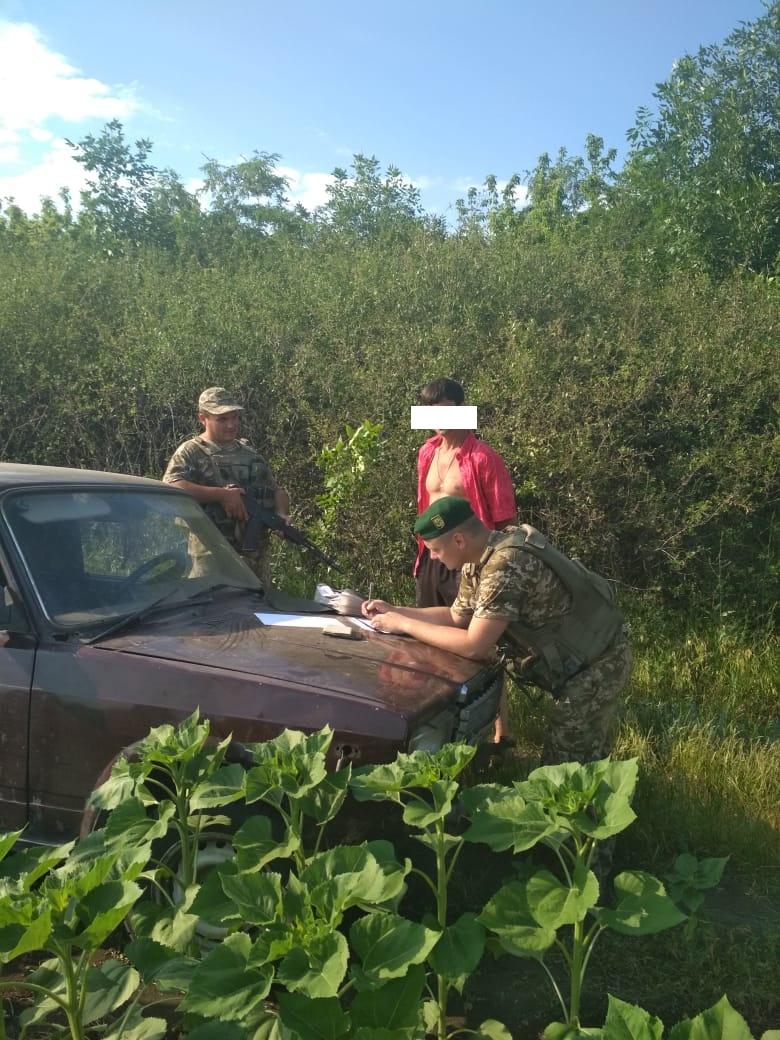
[350,761,408,802]
[350,965,426,1030]
[353,1029,417,1040]
[543,1023,600,1040]
[182,932,274,1021]
[428,912,485,989]
[233,814,300,872]
[70,879,142,947]
[104,797,175,847]
[364,840,411,906]
[0,840,74,888]
[276,931,349,998]
[89,756,139,810]
[478,881,556,957]
[435,742,477,778]
[298,765,352,824]
[526,863,599,929]
[597,872,687,936]
[458,784,510,816]
[478,1021,513,1040]
[186,1023,248,1040]
[301,845,397,918]
[18,960,66,1029]
[190,763,247,809]
[0,830,23,863]
[189,861,243,928]
[127,899,199,952]
[0,909,52,962]
[221,869,283,924]
[248,1014,290,1040]
[601,995,664,1040]
[102,1005,168,1040]
[277,993,350,1040]
[125,937,198,992]
[402,779,458,828]
[82,959,139,1025]
[665,853,729,913]
[350,913,440,987]
[245,728,332,804]
[668,996,755,1040]
[463,792,556,853]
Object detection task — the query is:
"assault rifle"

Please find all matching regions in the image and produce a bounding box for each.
[243,491,342,572]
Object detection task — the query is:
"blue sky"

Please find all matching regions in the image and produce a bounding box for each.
[0,0,767,217]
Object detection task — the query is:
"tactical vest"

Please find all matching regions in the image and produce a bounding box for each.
[191,437,276,546]
[495,525,623,694]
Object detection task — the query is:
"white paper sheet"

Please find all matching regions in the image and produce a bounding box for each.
[255,612,338,628]
[348,617,374,631]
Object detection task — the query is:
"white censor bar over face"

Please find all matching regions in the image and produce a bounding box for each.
[410,406,478,430]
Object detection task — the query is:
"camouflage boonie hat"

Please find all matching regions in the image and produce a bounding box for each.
[198,387,244,414]
[414,496,474,540]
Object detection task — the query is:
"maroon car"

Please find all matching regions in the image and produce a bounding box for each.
[0,464,502,844]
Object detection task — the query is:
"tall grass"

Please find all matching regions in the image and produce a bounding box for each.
[507,598,779,872]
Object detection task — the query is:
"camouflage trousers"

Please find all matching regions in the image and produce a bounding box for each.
[543,628,633,766]
[239,548,271,588]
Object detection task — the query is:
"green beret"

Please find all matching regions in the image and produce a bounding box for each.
[414,496,474,540]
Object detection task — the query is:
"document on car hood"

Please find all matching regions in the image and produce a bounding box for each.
[254,612,380,634]
[255,612,339,628]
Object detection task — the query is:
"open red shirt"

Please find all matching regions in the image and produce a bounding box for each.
[414,433,517,575]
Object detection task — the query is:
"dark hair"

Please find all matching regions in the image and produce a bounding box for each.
[420,378,465,406]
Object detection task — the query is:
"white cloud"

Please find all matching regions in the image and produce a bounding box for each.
[278,166,335,212]
[0,137,88,211]
[0,21,138,138]
[0,20,142,212]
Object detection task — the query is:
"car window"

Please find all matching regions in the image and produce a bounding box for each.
[2,488,261,628]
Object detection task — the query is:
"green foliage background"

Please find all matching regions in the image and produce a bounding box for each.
[0,3,777,615]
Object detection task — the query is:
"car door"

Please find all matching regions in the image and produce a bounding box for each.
[0,559,37,831]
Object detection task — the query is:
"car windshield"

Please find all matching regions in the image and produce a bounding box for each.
[2,487,261,629]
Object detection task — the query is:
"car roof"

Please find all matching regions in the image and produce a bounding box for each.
[0,463,173,492]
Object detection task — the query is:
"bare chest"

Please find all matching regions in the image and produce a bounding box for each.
[425,448,466,500]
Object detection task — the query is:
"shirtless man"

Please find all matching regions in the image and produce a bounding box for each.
[415,378,517,608]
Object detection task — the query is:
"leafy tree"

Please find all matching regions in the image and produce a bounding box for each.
[200,151,301,238]
[525,135,618,233]
[621,1,780,275]
[68,119,158,244]
[68,119,201,251]
[319,154,437,239]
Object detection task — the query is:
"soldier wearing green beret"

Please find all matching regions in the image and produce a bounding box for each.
[363,496,632,763]
[163,387,290,585]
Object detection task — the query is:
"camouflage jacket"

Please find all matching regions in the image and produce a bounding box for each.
[162,436,277,548]
[452,526,623,692]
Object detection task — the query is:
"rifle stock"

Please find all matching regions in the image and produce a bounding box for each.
[243,492,341,572]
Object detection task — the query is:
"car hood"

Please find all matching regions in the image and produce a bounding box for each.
[93,598,480,718]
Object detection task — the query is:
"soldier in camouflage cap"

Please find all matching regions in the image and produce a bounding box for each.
[363,496,632,764]
[163,388,290,586]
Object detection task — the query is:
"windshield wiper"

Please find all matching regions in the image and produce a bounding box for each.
[84,587,206,644]
[84,583,264,644]
[184,582,263,600]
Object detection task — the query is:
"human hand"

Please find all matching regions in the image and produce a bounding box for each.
[362,598,392,618]
[221,485,247,521]
[370,611,408,635]
[275,487,290,522]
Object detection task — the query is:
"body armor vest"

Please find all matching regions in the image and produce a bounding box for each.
[496,524,623,694]
[191,437,275,545]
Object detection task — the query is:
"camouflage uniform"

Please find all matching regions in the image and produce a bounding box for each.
[452,528,633,765]
[163,435,278,585]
